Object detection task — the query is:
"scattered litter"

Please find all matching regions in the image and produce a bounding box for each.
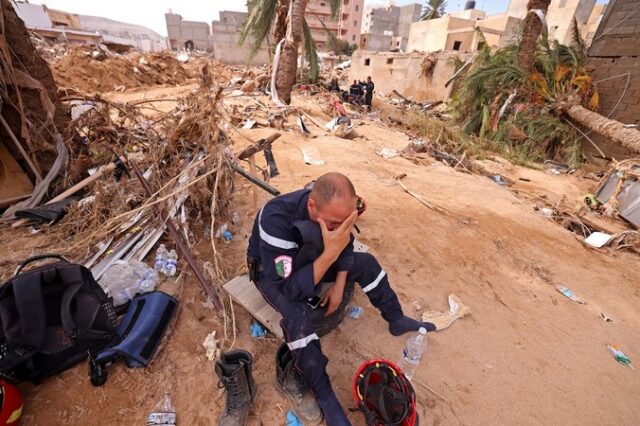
[148,392,176,425]
[301,145,325,166]
[231,212,241,224]
[286,410,303,426]
[176,52,190,63]
[325,117,354,138]
[70,101,96,120]
[353,239,369,253]
[203,330,221,361]
[347,305,363,319]
[600,312,613,322]
[493,175,507,186]
[584,232,613,248]
[242,119,256,129]
[250,322,267,338]
[606,344,633,369]
[100,260,159,306]
[377,148,399,159]
[540,207,554,218]
[422,294,472,331]
[222,230,234,241]
[215,223,229,239]
[296,115,311,134]
[554,284,586,304]
[335,59,351,70]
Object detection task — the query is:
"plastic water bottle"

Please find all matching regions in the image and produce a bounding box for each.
[398,327,427,381]
[154,244,168,273]
[164,249,178,277]
[147,392,176,425]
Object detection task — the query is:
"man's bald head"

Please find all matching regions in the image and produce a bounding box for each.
[310,173,356,209]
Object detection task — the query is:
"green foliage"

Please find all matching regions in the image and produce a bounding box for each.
[302,19,319,82]
[240,0,278,59]
[420,0,447,21]
[450,40,597,167]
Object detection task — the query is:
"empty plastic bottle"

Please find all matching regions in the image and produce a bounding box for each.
[164,249,178,277]
[398,327,427,381]
[147,392,176,425]
[154,244,168,273]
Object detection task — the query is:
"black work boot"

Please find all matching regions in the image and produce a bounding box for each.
[275,343,323,425]
[215,350,258,426]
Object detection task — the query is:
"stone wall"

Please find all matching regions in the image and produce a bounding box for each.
[349,51,470,102]
[585,0,640,159]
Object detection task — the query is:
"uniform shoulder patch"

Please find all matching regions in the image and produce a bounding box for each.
[274,255,293,278]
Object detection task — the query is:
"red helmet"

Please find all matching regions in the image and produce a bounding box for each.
[0,379,22,425]
[352,359,418,426]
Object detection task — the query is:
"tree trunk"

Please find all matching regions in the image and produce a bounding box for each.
[517,0,551,70]
[275,0,307,105]
[565,104,640,154]
[274,0,289,43]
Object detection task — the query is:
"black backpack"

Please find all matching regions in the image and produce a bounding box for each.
[0,255,117,382]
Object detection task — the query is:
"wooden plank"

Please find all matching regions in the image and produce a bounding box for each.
[223,274,283,338]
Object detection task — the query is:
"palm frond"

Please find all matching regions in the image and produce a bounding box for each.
[420,0,447,21]
[302,18,319,82]
[239,0,278,59]
[328,0,341,20]
[570,17,587,59]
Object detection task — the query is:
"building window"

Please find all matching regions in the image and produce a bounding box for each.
[559,0,567,7]
[355,5,359,11]
[352,35,356,41]
[344,0,349,4]
[396,41,400,47]
[386,58,393,64]
[453,40,462,50]
[354,20,357,27]
[320,1,325,6]
[365,58,370,66]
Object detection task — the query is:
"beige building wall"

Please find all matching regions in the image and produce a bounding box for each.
[349,51,471,102]
[306,0,364,48]
[47,8,81,29]
[547,0,597,45]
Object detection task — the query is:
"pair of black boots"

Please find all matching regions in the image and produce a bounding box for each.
[215,344,322,425]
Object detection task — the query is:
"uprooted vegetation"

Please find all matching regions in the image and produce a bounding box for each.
[450,37,598,167]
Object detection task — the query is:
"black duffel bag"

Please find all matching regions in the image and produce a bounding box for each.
[0,254,117,382]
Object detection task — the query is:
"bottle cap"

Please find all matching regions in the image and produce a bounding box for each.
[418,327,427,334]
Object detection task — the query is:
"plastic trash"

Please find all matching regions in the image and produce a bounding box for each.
[493,175,507,185]
[554,284,586,304]
[398,327,427,381]
[101,260,158,307]
[222,230,233,241]
[154,244,168,272]
[164,249,178,277]
[347,305,363,319]
[147,392,176,425]
[285,410,302,426]
[215,223,229,239]
[250,322,267,338]
[607,344,633,368]
[231,212,241,224]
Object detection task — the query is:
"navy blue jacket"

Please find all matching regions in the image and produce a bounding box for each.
[247,189,354,301]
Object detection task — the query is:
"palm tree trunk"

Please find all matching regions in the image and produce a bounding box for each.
[275,0,308,105]
[518,0,551,70]
[565,105,640,154]
[274,0,289,42]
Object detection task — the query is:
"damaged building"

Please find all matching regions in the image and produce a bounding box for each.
[165,10,269,65]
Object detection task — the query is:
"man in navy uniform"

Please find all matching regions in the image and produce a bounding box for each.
[247,172,435,425]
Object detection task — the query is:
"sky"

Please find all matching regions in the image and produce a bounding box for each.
[28,0,607,37]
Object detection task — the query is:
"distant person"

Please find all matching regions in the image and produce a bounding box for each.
[327,78,340,92]
[363,76,374,111]
[349,80,363,105]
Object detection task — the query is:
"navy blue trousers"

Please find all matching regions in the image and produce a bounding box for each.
[256,252,403,402]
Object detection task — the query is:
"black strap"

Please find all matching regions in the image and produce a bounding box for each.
[14,254,68,277]
[60,271,111,342]
[12,273,47,350]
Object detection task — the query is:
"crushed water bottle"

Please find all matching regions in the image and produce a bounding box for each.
[102,260,158,306]
[164,249,178,277]
[147,392,176,425]
[154,244,168,273]
[398,327,427,381]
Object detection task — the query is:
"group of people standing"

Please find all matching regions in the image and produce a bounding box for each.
[327,76,375,111]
